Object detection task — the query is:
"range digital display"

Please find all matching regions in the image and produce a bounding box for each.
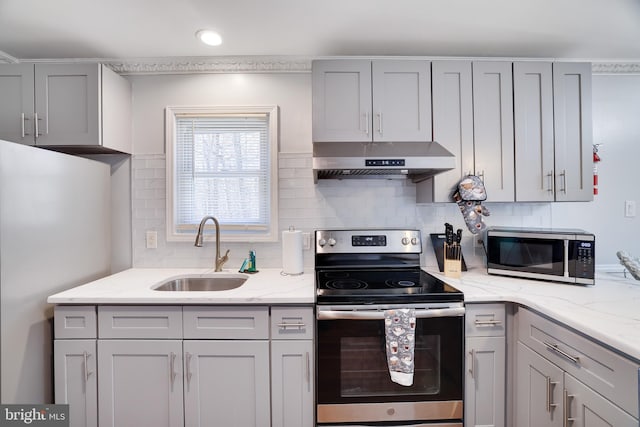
[352,235,387,247]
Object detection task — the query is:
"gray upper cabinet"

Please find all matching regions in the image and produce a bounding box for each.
[552,62,593,202]
[514,62,555,202]
[312,59,431,142]
[425,61,475,202]
[0,63,131,153]
[514,62,593,202]
[0,64,34,144]
[472,61,515,202]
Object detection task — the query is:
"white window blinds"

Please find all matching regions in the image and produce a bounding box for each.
[166,106,278,241]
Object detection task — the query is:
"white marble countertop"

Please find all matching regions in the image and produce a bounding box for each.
[47,265,640,362]
[47,268,315,305]
[426,267,640,362]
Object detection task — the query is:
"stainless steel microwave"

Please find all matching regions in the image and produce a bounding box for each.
[485,227,595,285]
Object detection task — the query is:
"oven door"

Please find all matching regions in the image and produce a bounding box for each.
[316,304,464,425]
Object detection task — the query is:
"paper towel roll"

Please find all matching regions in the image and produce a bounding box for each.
[282,229,304,275]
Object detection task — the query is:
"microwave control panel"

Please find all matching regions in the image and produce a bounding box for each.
[572,239,595,279]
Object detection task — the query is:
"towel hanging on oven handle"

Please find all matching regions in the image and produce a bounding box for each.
[317,306,465,320]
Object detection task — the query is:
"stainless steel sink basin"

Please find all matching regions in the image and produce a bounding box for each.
[152,274,248,291]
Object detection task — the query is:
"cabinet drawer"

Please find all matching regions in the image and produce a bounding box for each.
[517,307,639,418]
[183,306,269,339]
[271,306,314,340]
[98,306,182,339]
[465,303,505,337]
[54,306,97,339]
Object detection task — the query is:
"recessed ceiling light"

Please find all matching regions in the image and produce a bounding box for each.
[196,30,222,46]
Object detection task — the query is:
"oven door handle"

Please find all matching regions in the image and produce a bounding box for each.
[317,306,465,320]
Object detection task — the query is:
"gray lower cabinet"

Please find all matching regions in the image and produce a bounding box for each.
[183,340,270,427]
[465,303,506,427]
[516,307,639,427]
[271,340,314,427]
[53,340,98,427]
[54,304,314,427]
[97,340,184,427]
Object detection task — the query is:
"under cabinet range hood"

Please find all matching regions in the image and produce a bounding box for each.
[312,141,456,183]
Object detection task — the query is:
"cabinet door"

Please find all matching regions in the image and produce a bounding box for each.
[514,62,555,202]
[98,340,184,427]
[271,340,314,427]
[0,64,34,144]
[34,63,100,146]
[564,374,637,427]
[516,342,564,427]
[553,62,593,202]
[54,340,97,427]
[312,60,372,142]
[372,60,431,142]
[183,340,270,427]
[466,336,505,427]
[472,62,515,202]
[428,60,474,202]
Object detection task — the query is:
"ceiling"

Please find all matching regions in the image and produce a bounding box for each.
[1,0,640,62]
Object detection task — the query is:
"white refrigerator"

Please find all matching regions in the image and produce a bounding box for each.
[0,140,111,403]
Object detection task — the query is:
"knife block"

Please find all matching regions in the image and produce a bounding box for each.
[430,234,467,273]
[443,243,462,278]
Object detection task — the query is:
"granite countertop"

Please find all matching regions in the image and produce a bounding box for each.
[46,268,315,305]
[426,267,640,363]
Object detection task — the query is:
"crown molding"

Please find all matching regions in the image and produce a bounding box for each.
[0,50,19,64]
[104,56,312,75]
[591,62,640,75]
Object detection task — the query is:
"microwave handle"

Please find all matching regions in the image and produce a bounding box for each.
[317,306,465,321]
[564,239,570,277]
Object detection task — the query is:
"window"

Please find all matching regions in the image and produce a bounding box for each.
[165,106,278,242]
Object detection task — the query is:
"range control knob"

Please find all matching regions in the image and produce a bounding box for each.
[411,237,418,245]
[328,238,337,247]
[318,238,327,247]
[401,237,410,245]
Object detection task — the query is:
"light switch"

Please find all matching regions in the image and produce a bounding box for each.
[625,200,636,218]
[146,230,158,249]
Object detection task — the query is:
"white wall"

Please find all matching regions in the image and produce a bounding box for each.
[128,69,640,271]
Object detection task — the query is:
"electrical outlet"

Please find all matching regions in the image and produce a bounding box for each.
[146,230,158,249]
[625,200,636,217]
[302,232,311,250]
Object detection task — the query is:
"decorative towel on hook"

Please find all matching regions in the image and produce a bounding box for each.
[384,308,416,386]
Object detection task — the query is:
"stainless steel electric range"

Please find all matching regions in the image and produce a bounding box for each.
[315,229,465,427]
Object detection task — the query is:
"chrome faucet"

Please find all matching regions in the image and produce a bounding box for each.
[194,216,230,272]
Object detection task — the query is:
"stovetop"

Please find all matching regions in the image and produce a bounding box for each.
[315,268,464,304]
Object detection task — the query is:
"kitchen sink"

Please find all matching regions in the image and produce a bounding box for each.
[152,274,248,291]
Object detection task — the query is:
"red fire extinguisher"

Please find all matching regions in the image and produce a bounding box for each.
[593,144,601,195]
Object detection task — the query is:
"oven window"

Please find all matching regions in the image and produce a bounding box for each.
[340,335,440,397]
[317,316,463,404]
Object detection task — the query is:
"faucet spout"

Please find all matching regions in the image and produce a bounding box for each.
[195,216,229,272]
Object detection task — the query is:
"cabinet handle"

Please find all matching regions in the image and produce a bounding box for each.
[305,351,311,391]
[478,170,485,181]
[543,341,580,365]
[277,322,306,330]
[83,351,93,383]
[34,113,43,138]
[469,349,475,379]
[546,376,559,413]
[474,319,502,326]
[377,112,383,135]
[547,171,554,193]
[559,170,567,194]
[364,112,369,135]
[169,352,177,389]
[21,113,30,138]
[185,352,193,389]
[563,389,576,427]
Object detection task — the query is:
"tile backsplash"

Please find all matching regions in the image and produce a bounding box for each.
[133,152,554,271]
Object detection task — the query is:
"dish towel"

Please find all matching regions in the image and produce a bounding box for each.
[384,308,416,386]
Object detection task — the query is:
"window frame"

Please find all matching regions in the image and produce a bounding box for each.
[165,105,279,242]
